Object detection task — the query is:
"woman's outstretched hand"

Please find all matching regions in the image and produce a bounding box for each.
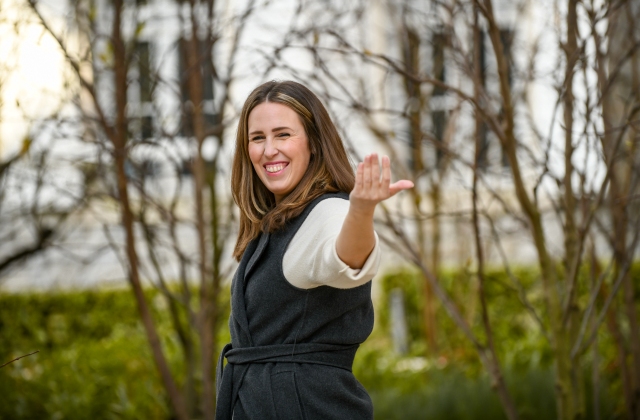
[336,153,413,270]
[350,153,414,215]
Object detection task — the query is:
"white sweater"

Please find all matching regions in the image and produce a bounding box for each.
[282,198,380,289]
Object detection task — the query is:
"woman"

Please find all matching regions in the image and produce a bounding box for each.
[216,80,412,420]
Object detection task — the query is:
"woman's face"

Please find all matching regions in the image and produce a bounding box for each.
[247,102,311,204]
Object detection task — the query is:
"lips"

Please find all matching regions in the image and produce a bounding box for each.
[264,162,288,174]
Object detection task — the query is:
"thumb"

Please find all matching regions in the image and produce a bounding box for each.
[389,180,414,197]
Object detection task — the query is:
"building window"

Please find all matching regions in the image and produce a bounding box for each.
[141,115,153,140]
[125,158,161,182]
[499,29,514,88]
[137,42,151,103]
[432,110,447,166]
[403,27,423,173]
[498,29,513,168]
[477,31,489,170]
[477,123,490,170]
[432,31,447,97]
[431,31,449,167]
[130,41,154,141]
[178,37,218,137]
[476,28,514,171]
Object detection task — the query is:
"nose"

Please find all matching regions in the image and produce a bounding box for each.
[264,137,278,158]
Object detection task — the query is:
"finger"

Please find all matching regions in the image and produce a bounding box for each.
[389,180,415,197]
[355,162,364,191]
[371,153,380,187]
[381,155,391,193]
[363,154,372,190]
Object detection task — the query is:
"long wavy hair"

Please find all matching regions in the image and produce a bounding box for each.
[231,80,355,261]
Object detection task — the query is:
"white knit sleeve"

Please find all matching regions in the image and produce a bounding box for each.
[283,198,381,289]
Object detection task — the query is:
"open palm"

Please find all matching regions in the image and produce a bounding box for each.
[350,153,414,212]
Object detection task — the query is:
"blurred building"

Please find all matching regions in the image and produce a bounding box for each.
[1,0,638,290]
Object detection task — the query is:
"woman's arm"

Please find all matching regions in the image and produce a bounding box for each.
[336,153,413,269]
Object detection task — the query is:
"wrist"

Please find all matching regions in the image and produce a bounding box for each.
[347,203,375,219]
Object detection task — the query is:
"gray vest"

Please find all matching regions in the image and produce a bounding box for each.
[216,193,374,420]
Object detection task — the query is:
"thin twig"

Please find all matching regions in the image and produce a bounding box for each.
[1,351,40,368]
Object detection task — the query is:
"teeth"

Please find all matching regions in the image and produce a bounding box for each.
[266,163,286,173]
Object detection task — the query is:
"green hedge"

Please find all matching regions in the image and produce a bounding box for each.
[1,264,634,419]
[361,264,635,419]
[0,289,173,419]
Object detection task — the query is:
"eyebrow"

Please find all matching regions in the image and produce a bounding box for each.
[249,126,291,135]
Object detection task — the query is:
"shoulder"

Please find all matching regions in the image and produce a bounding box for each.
[303,197,350,225]
[290,194,349,233]
[302,192,349,215]
[293,197,348,247]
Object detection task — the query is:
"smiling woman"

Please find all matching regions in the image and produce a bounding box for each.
[217,80,413,420]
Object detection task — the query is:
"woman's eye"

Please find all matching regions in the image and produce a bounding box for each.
[251,136,264,141]
[277,133,290,138]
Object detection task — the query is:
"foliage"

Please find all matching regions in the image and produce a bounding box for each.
[0,287,230,419]
[1,263,634,418]
[375,267,553,373]
[358,265,638,419]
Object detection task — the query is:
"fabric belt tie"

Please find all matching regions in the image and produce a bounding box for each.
[215,342,359,420]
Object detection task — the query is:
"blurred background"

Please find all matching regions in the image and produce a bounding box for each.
[1,0,639,419]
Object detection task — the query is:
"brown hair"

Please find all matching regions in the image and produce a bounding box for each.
[231,80,355,260]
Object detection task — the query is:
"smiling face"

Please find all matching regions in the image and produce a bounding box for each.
[247,102,312,204]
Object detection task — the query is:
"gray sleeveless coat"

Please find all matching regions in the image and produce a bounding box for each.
[216,193,374,420]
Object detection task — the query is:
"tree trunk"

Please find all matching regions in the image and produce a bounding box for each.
[601,2,640,416]
[208,162,222,385]
[427,185,440,353]
[558,2,586,418]
[111,1,188,418]
[480,0,584,417]
[184,15,216,418]
[401,22,438,354]
[470,11,519,418]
